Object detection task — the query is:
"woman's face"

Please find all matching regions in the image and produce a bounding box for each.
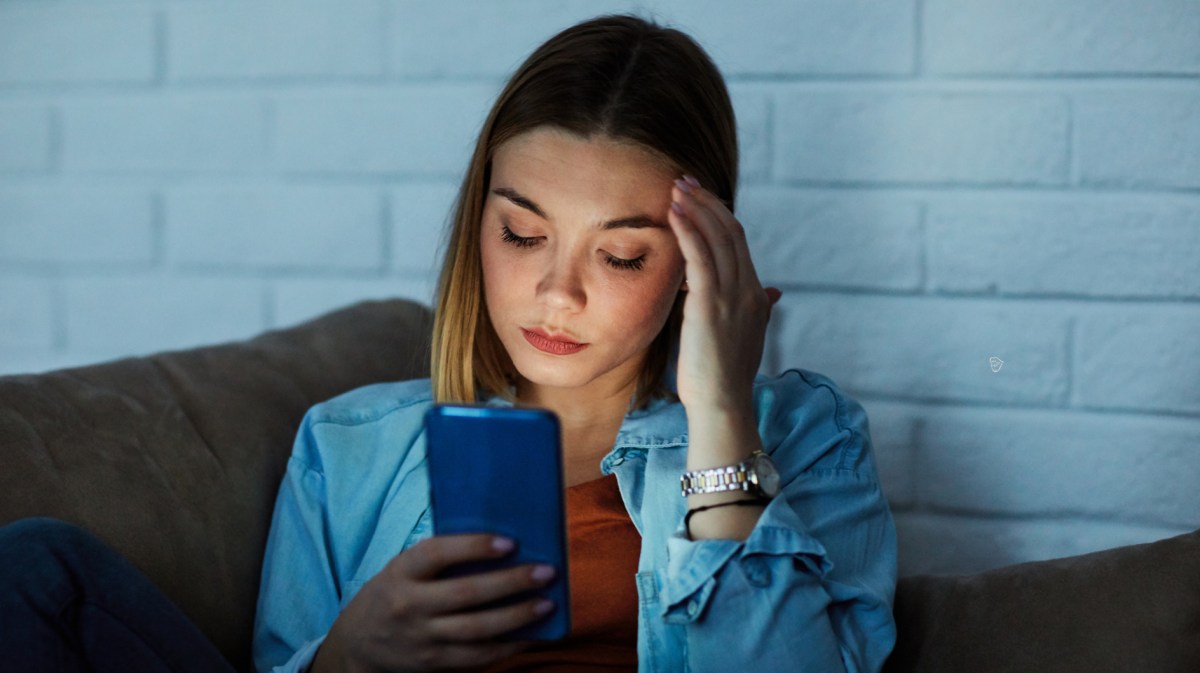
[480,126,686,398]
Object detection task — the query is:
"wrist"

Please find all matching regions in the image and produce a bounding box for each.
[311,623,370,673]
[685,404,759,471]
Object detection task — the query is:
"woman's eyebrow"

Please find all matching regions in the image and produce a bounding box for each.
[491,186,666,230]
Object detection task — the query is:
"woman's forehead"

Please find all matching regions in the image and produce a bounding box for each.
[494,127,677,180]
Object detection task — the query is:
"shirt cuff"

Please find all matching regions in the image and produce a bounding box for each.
[661,495,833,623]
[270,634,327,673]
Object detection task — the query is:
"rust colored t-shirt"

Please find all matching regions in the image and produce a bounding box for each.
[480,474,640,672]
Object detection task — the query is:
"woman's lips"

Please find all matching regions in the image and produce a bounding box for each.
[522,328,588,355]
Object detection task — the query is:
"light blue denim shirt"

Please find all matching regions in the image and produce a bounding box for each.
[253,369,898,672]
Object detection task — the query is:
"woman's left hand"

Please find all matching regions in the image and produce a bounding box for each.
[667,175,782,417]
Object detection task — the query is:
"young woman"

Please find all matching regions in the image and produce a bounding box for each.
[254,13,897,673]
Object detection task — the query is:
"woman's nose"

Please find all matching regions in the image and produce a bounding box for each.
[536,256,586,312]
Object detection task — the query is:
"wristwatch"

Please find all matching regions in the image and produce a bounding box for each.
[680,450,781,498]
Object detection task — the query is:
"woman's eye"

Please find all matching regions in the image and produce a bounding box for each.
[604,253,646,271]
[500,224,539,249]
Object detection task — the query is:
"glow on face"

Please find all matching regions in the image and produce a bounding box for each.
[480,127,685,396]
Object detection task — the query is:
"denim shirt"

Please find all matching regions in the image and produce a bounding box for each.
[252,369,898,673]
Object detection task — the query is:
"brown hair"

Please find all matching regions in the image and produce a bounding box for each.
[431,13,739,408]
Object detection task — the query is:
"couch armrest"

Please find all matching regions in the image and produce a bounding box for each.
[885,527,1200,673]
[0,299,433,673]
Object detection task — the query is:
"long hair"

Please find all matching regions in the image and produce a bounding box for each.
[431,14,739,408]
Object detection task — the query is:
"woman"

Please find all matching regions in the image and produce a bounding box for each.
[254,13,897,673]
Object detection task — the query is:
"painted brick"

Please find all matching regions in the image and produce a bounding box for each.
[63,95,267,173]
[389,182,458,274]
[0,351,70,378]
[271,276,435,329]
[388,0,915,77]
[0,6,155,85]
[928,196,1200,298]
[1076,304,1200,415]
[64,276,265,355]
[0,187,154,265]
[0,349,139,377]
[656,0,915,76]
[388,0,639,77]
[772,294,1070,405]
[775,92,1069,186]
[1075,92,1200,190]
[0,278,55,349]
[924,0,1200,75]
[738,187,921,290]
[169,1,385,81]
[275,86,496,176]
[857,400,918,509]
[915,407,1200,528]
[167,185,385,271]
[895,513,1193,576]
[728,86,771,185]
[0,104,51,172]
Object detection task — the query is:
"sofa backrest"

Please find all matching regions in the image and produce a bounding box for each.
[0,299,433,672]
[885,525,1200,673]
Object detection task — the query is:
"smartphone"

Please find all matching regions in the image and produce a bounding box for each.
[423,404,570,641]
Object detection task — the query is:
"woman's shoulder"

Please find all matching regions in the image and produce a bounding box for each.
[290,378,434,474]
[753,368,873,474]
[305,378,434,427]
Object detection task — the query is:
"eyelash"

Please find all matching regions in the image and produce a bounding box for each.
[499,224,646,271]
[603,254,645,271]
[499,223,538,248]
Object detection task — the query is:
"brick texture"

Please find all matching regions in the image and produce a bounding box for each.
[0,6,156,85]
[1,0,1196,577]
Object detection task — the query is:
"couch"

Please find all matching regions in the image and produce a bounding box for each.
[2,299,1197,672]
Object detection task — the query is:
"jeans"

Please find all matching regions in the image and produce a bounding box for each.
[0,517,236,673]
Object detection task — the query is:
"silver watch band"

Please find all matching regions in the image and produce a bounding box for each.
[680,457,754,497]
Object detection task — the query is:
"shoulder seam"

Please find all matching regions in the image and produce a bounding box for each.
[785,368,862,472]
[309,391,432,429]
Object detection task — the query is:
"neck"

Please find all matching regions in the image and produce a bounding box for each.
[515,375,636,460]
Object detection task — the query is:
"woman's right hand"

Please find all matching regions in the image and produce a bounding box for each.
[310,534,557,673]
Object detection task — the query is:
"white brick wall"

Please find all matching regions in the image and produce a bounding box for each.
[1,0,1197,576]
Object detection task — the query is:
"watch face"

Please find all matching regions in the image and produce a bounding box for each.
[752,454,781,497]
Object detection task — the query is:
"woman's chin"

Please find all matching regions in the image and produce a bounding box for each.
[511,360,592,391]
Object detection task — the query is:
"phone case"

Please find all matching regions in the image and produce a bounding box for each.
[424,404,571,641]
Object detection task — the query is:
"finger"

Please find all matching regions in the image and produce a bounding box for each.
[395,534,514,581]
[668,194,718,295]
[427,595,557,643]
[427,563,556,614]
[766,287,782,305]
[679,177,757,285]
[673,180,737,289]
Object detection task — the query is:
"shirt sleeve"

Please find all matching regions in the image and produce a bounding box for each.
[660,372,898,673]
[252,410,342,673]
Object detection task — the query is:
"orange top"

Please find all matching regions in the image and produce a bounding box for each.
[480,474,640,672]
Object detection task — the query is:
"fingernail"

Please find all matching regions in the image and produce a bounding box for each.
[683,174,701,188]
[673,178,691,194]
[534,599,554,615]
[531,564,555,582]
[492,537,514,553]
[671,201,684,215]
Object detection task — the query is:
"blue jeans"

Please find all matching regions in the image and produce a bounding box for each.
[0,517,236,673]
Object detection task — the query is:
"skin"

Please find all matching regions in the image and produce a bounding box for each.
[313,126,780,673]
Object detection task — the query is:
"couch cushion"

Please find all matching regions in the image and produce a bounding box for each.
[885,527,1200,673]
[0,299,432,672]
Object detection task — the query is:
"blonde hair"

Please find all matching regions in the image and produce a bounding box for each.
[431,14,738,408]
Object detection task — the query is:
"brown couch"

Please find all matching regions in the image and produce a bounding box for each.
[2,299,1197,672]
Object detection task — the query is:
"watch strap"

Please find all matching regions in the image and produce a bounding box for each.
[680,452,761,497]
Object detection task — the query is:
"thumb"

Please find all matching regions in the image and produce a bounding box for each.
[765,287,782,305]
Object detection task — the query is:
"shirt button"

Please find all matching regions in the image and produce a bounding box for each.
[687,600,699,617]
